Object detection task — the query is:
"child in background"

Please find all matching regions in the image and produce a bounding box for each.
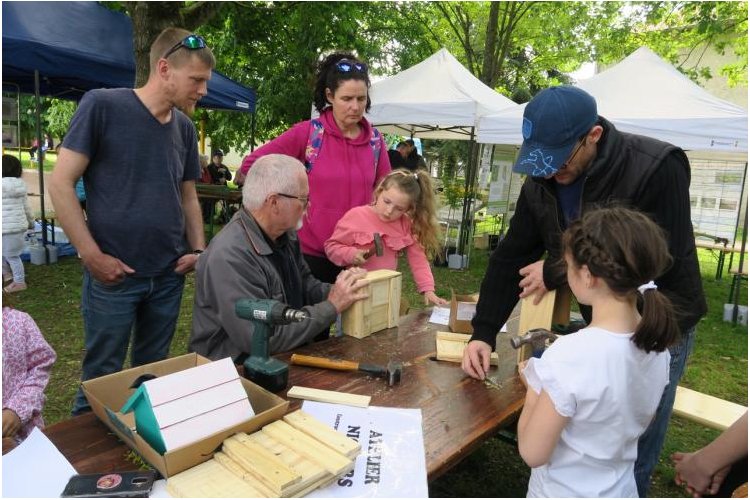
[2,155,35,293]
[2,300,57,454]
[517,207,678,497]
[325,169,448,306]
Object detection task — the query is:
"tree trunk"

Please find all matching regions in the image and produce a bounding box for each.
[126,1,224,88]
[480,2,500,86]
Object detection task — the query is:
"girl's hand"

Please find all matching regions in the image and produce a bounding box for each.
[424,291,448,306]
[351,250,368,266]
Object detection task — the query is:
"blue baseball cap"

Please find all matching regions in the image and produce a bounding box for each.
[513,86,598,177]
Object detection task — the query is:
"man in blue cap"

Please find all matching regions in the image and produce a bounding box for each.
[462,85,706,496]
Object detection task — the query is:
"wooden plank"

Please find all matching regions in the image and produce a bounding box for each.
[223,434,301,496]
[167,458,267,498]
[213,452,275,497]
[673,386,747,431]
[283,410,361,459]
[263,420,354,476]
[435,331,499,365]
[516,287,570,363]
[287,385,371,408]
[247,431,330,498]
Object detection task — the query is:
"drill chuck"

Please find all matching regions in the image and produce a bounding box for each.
[282,309,309,323]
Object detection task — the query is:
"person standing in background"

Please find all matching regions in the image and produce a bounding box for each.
[235,52,391,284]
[2,155,35,293]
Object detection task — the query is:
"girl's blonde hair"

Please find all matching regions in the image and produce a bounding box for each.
[373,169,441,259]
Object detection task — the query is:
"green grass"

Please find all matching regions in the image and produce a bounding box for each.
[4,150,57,172]
[8,246,747,497]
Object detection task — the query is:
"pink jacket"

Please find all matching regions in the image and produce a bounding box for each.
[325,205,435,293]
[240,109,391,257]
[2,307,56,441]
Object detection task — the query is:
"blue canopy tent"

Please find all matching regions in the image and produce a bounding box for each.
[2,1,255,256]
[2,1,256,112]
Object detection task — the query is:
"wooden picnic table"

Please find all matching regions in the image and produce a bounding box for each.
[44,309,525,482]
[196,184,242,240]
[694,236,748,280]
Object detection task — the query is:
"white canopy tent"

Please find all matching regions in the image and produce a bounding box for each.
[366,48,517,140]
[476,46,748,153]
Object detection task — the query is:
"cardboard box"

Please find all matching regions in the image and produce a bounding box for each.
[449,290,479,334]
[341,269,401,338]
[82,353,288,478]
[120,357,255,454]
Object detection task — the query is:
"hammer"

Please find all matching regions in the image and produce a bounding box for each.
[290,354,402,386]
[363,233,384,259]
[510,328,558,358]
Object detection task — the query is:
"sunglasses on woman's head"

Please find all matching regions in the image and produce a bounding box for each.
[335,59,367,74]
[163,35,207,59]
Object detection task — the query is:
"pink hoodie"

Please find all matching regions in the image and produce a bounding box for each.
[240,109,391,257]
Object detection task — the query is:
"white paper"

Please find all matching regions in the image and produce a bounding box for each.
[149,479,172,498]
[456,302,476,321]
[430,306,506,332]
[2,427,77,498]
[428,306,450,325]
[302,401,428,498]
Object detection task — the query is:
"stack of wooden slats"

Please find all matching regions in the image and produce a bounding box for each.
[168,410,360,497]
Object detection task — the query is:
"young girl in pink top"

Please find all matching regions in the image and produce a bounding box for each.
[2,302,56,454]
[325,169,448,306]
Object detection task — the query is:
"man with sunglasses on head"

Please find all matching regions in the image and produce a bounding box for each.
[50,28,214,416]
[461,86,705,497]
[190,154,369,361]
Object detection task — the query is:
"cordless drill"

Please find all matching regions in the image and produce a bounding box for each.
[235,299,309,392]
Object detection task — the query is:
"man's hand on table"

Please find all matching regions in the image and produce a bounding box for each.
[461,340,493,380]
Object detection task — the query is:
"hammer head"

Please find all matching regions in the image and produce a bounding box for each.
[373,233,384,257]
[510,328,557,349]
[386,360,402,386]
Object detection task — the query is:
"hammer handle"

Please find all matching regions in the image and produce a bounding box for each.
[290,354,359,372]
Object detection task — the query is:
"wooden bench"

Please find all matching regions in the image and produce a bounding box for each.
[695,237,747,280]
[672,386,747,431]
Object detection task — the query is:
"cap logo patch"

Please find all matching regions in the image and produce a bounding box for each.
[519,149,556,177]
[522,117,533,140]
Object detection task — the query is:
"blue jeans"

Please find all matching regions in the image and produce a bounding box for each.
[634,325,696,497]
[72,269,185,415]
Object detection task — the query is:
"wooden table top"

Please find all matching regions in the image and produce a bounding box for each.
[195,184,242,202]
[44,309,525,482]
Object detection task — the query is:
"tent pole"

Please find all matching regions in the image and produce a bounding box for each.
[199,116,206,155]
[250,111,256,152]
[34,70,49,260]
[727,161,748,273]
[457,128,479,264]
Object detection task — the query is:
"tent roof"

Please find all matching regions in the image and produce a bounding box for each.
[477,46,748,153]
[2,1,255,113]
[366,48,517,140]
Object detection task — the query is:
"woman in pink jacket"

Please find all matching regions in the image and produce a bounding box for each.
[237,52,391,283]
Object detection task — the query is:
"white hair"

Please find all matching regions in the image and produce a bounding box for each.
[242,154,306,211]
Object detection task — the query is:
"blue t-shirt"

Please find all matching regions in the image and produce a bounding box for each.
[555,174,586,228]
[63,88,200,277]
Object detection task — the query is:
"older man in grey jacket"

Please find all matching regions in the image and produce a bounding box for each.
[190,154,368,360]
